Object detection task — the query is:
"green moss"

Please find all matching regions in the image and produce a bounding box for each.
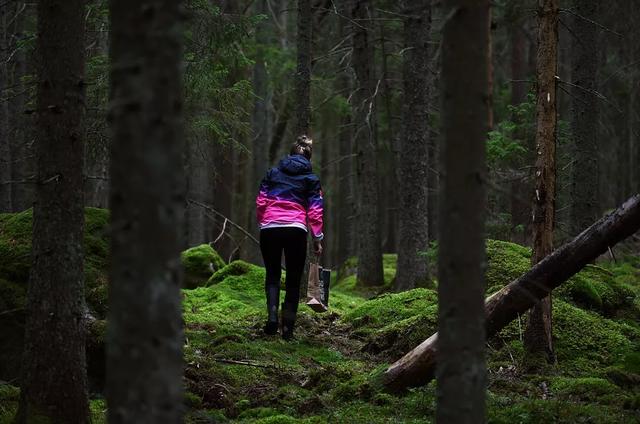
[182,244,226,289]
[89,398,107,424]
[488,398,635,424]
[553,299,639,371]
[485,239,531,293]
[550,377,621,403]
[344,288,437,332]
[0,208,111,317]
[556,264,640,319]
[185,391,204,408]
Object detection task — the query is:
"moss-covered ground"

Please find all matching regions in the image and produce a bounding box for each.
[1,211,639,423]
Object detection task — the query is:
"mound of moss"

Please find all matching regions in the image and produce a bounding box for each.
[182,244,226,289]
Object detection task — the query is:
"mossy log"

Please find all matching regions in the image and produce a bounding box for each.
[381,194,640,393]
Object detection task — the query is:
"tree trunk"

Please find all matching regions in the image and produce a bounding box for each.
[508,0,532,246]
[9,1,34,212]
[395,0,431,292]
[524,0,558,364]
[15,0,89,422]
[335,4,354,267]
[294,0,312,137]
[0,4,11,212]
[186,136,210,246]
[106,0,185,422]
[436,1,490,422]
[248,0,272,264]
[569,0,599,237]
[381,194,640,393]
[351,0,383,286]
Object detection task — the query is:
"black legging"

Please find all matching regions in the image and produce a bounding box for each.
[260,227,308,312]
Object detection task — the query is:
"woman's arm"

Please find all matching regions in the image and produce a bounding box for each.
[306,176,324,240]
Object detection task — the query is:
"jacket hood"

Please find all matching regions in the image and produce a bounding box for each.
[278,154,312,175]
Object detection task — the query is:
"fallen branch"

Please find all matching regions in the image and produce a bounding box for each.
[211,358,276,369]
[381,194,640,393]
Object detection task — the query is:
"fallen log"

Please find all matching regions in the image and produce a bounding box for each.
[380,194,640,393]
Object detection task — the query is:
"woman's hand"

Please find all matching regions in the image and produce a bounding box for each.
[313,239,323,256]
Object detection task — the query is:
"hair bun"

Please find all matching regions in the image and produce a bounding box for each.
[296,135,313,147]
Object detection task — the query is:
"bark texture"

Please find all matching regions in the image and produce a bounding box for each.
[0,4,11,211]
[394,0,431,291]
[248,0,272,264]
[436,0,490,422]
[335,0,354,266]
[381,194,640,393]
[9,1,34,212]
[524,0,558,363]
[107,1,185,422]
[15,0,89,422]
[294,0,312,137]
[507,0,532,245]
[351,0,383,286]
[569,0,599,236]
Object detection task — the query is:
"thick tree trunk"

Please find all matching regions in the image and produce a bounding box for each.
[106,1,185,422]
[436,1,490,422]
[0,5,11,212]
[294,0,312,137]
[395,0,431,292]
[15,0,89,422]
[569,0,599,237]
[381,194,640,393]
[524,0,558,363]
[351,0,383,286]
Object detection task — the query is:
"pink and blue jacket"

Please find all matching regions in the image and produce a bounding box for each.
[256,154,324,240]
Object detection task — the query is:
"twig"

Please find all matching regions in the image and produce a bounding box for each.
[212,218,228,245]
[211,358,275,369]
[187,198,260,246]
[607,246,617,263]
[557,77,622,113]
[0,307,23,317]
[559,8,622,37]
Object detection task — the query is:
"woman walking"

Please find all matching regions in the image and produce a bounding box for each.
[256,135,324,340]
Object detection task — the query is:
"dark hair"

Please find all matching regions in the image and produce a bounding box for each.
[290,135,313,160]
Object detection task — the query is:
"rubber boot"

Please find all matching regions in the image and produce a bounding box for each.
[281,301,297,341]
[264,285,279,335]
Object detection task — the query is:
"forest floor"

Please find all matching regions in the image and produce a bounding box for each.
[1,208,639,423]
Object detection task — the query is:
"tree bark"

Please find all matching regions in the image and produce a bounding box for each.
[335,1,354,267]
[395,0,431,292]
[436,1,490,422]
[294,0,312,137]
[106,1,185,422]
[507,0,532,246]
[0,4,11,212]
[186,136,210,246]
[381,194,640,393]
[524,0,558,363]
[248,0,272,264]
[15,0,89,422]
[351,0,383,286]
[569,0,600,237]
[8,1,34,212]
